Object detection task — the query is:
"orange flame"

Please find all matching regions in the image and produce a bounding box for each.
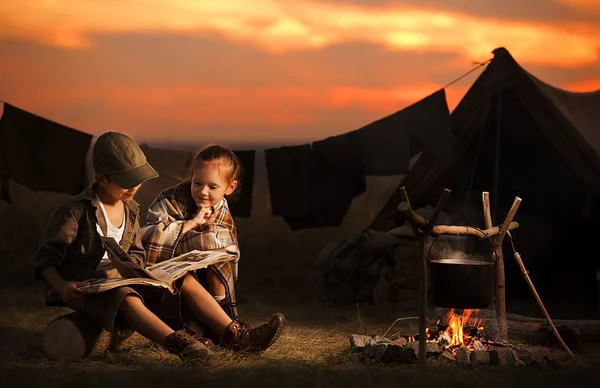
[445,309,482,348]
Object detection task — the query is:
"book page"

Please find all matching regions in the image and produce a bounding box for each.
[99,236,160,280]
[79,277,172,294]
[147,250,235,285]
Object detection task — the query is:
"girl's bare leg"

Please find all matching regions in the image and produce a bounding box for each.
[180,274,232,337]
[118,295,173,345]
[206,267,226,297]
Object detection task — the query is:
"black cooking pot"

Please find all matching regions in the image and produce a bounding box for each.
[430,258,495,309]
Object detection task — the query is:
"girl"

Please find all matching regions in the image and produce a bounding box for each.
[141,144,262,342]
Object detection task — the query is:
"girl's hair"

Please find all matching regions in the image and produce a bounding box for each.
[189,144,242,201]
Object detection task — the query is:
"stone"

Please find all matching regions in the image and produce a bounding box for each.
[439,350,456,362]
[426,343,442,354]
[365,343,389,361]
[392,337,407,347]
[489,348,514,365]
[455,347,470,364]
[518,346,550,366]
[400,347,418,364]
[349,334,372,352]
[381,344,405,363]
[526,346,550,359]
[510,349,525,366]
[405,341,419,352]
[471,350,490,364]
[371,335,394,344]
[473,340,485,351]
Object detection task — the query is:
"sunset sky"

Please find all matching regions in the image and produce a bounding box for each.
[1,0,600,148]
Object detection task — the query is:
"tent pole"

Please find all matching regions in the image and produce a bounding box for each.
[493,94,502,223]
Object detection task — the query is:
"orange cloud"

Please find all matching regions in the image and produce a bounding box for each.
[557,0,600,9]
[2,78,464,143]
[565,79,600,92]
[2,0,599,67]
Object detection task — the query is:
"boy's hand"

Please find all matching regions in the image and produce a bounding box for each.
[192,207,213,226]
[58,281,86,309]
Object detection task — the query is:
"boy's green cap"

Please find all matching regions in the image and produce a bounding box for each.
[93,131,158,189]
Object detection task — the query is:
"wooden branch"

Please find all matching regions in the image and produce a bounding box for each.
[399,186,412,210]
[430,222,519,239]
[397,188,451,234]
[414,188,452,369]
[497,196,522,243]
[482,192,493,230]
[513,251,574,356]
[397,202,428,229]
[424,188,451,234]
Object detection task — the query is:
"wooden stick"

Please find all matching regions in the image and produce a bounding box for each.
[494,196,522,342]
[430,222,519,239]
[482,192,493,230]
[416,188,451,368]
[399,186,412,210]
[513,252,574,356]
[498,197,522,243]
[425,189,451,234]
[397,202,428,229]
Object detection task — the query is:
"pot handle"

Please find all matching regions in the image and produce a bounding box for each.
[425,231,502,263]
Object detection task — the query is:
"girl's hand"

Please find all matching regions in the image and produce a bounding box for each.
[58,281,86,309]
[192,207,213,226]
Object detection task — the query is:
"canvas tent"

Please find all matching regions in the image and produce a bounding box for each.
[367,47,600,307]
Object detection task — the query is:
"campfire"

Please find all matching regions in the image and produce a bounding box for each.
[405,309,493,355]
[349,307,555,366]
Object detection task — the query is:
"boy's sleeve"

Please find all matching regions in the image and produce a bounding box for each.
[34,204,79,279]
[128,222,147,268]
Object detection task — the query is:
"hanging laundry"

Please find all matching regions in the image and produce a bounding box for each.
[403,88,455,160]
[0,103,92,200]
[284,134,366,230]
[0,171,9,202]
[351,112,410,175]
[136,143,195,223]
[228,150,255,218]
[265,144,312,219]
[265,137,366,231]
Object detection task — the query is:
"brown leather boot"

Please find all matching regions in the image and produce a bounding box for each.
[163,330,213,362]
[203,297,251,344]
[221,313,286,352]
[218,296,251,328]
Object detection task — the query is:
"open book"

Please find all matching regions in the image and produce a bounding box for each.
[79,236,236,294]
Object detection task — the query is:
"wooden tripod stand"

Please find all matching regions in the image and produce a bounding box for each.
[397,187,573,366]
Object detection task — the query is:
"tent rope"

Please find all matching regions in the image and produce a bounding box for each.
[443,58,492,89]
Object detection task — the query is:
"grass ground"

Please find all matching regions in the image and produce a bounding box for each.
[2,202,600,388]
